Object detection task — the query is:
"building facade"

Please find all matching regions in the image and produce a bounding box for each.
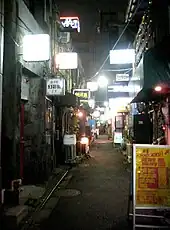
[1,0,85,194]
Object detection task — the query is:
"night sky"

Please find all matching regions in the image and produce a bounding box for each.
[57,0,129,78]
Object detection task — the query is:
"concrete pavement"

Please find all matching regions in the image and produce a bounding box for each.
[40,136,131,230]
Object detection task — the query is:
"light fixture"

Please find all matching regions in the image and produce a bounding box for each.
[80,137,89,145]
[154,85,162,92]
[104,101,109,107]
[77,111,83,118]
[97,75,108,88]
[88,99,95,108]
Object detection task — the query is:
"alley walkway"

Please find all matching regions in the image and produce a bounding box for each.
[41,136,131,230]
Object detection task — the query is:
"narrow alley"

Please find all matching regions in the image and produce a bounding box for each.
[39,136,131,230]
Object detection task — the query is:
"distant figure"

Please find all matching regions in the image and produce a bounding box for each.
[107,124,112,140]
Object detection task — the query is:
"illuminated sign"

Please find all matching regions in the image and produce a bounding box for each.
[46,78,65,96]
[108,85,140,93]
[114,132,123,144]
[73,89,90,101]
[23,34,50,62]
[116,74,129,82]
[110,49,135,64]
[55,52,78,69]
[60,17,80,32]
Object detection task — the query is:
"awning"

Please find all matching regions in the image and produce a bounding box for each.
[54,92,80,107]
[130,88,165,103]
[131,36,170,103]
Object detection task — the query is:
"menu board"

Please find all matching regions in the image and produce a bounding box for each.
[114,132,123,144]
[134,145,170,208]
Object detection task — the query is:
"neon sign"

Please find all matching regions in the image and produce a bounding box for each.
[73,89,90,101]
[60,17,80,32]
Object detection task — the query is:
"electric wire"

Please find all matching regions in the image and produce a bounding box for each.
[90,0,143,80]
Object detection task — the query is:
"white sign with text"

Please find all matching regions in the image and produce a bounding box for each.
[46,78,65,96]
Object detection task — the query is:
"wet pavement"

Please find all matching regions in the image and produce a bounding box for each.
[41,136,131,230]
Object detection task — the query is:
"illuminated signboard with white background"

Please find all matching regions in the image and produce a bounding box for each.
[23,34,50,62]
[46,78,65,96]
[110,49,135,64]
[55,52,78,69]
[60,17,80,32]
[116,74,130,82]
[108,85,140,93]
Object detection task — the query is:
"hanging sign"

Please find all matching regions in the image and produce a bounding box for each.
[46,78,65,96]
[60,17,80,32]
[116,74,129,82]
[73,89,90,101]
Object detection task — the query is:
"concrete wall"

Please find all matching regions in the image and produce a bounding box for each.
[23,73,51,184]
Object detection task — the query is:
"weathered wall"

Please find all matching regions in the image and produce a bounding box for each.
[23,72,51,184]
[17,0,51,184]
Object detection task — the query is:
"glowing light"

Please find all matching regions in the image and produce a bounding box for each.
[55,52,78,69]
[162,125,166,131]
[80,137,89,145]
[104,101,109,107]
[97,76,108,88]
[110,49,135,64]
[93,110,100,118]
[154,85,162,92]
[23,34,50,61]
[78,111,83,118]
[87,82,98,91]
[88,99,95,108]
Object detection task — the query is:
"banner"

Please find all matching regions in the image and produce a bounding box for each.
[134,144,170,208]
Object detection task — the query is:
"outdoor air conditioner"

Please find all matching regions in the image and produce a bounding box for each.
[60,32,70,44]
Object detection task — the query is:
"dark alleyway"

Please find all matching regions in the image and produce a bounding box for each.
[40,136,131,230]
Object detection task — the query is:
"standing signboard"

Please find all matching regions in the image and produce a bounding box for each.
[46,78,65,96]
[133,144,170,229]
[114,132,122,144]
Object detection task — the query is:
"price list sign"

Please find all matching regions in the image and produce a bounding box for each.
[133,144,170,208]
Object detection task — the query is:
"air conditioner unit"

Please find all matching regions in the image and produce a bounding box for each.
[60,32,70,44]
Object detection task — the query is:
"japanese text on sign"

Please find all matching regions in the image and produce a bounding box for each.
[75,92,88,99]
[135,145,170,208]
[60,17,80,32]
[46,78,65,96]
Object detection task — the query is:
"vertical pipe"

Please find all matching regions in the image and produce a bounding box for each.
[0,0,4,205]
[20,103,24,179]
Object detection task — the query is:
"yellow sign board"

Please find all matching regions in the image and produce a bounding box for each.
[75,92,88,99]
[134,145,170,208]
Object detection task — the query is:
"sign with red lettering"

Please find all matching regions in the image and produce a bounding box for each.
[134,144,170,208]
